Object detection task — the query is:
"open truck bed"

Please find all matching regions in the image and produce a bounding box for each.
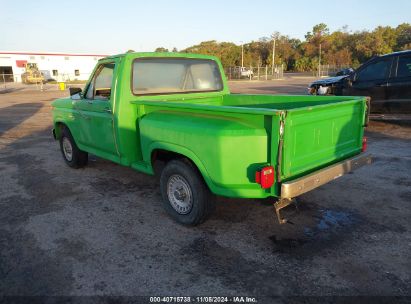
[136,93,371,223]
[137,94,370,185]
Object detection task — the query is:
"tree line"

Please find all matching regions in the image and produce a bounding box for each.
[155,23,411,71]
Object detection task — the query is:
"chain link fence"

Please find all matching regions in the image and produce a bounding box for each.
[0,73,91,92]
[225,65,284,80]
[1,64,289,93]
[1,64,351,92]
[313,65,351,77]
[1,65,286,93]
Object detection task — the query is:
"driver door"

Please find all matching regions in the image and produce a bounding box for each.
[74,61,118,157]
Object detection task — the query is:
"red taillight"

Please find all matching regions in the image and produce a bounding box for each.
[362,137,367,152]
[255,166,275,189]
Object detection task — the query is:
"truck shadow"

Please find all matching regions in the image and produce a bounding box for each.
[366,119,411,140]
[0,102,43,137]
[0,87,25,94]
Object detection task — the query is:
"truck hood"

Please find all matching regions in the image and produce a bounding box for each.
[52,98,73,109]
[310,75,349,86]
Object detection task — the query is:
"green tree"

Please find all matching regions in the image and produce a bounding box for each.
[182,40,241,67]
[177,23,408,71]
[396,23,411,50]
[305,23,330,41]
[294,57,313,72]
[155,47,169,52]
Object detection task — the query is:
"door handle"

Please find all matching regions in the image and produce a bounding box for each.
[103,108,112,113]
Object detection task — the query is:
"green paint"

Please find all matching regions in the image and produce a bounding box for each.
[52,52,368,199]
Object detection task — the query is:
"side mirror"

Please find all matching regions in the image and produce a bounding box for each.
[69,87,82,96]
[350,73,357,83]
[70,87,82,100]
[343,75,353,88]
[71,93,82,100]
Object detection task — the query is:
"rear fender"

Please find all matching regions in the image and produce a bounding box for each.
[148,141,216,192]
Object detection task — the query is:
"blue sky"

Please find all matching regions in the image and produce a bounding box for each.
[2,0,410,54]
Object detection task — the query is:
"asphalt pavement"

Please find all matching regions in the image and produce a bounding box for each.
[0,79,410,302]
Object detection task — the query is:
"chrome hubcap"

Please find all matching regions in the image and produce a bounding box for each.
[167,174,193,214]
[62,137,73,161]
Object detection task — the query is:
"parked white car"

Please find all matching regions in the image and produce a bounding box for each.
[235,66,254,78]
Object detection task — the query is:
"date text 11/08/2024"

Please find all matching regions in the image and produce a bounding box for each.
[149,296,258,303]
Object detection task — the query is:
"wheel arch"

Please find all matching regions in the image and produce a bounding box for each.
[149,143,216,193]
[53,122,80,148]
[53,121,68,140]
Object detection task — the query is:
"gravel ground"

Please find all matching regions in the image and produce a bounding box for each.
[0,79,410,302]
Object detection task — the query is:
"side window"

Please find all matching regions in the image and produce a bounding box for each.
[357,59,391,82]
[397,55,411,78]
[85,63,115,100]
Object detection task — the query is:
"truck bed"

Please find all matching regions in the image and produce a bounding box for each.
[222,94,357,110]
[136,93,367,186]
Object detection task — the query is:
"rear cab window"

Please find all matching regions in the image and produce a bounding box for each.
[131,58,223,95]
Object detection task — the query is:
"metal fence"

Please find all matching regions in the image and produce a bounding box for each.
[1,72,91,83]
[225,65,284,80]
[1,65,286,93]
[1,65,347,90]
[314,65,350,77]
[0,73,91,91]
[48,73,91,82]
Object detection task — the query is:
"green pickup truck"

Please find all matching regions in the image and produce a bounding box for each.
[52,52,371,225]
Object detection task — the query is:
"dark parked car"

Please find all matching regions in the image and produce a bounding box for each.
[308,50,411,114]
[336,68,355,76]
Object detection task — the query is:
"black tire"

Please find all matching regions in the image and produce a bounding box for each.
[59,126,88,168]
[160,159,215,225]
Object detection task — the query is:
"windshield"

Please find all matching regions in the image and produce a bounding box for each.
[132,58,223,95]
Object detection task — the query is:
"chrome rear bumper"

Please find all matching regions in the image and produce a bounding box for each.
[281,153,372,199]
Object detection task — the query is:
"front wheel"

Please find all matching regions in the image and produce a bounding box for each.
[160,159,215,225]
[59,127,88,168]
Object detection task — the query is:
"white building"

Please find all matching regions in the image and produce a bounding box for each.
[0,51,108,82]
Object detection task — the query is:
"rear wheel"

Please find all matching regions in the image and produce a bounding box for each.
[160,159,215,225]
[59,127,88,168]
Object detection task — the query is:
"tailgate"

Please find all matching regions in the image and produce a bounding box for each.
[280,99,366,181]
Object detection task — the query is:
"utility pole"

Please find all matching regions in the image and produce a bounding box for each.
[241,42,244,67]
[318,43,322,77]
[271,38,276,76]
[271,32,279,77]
